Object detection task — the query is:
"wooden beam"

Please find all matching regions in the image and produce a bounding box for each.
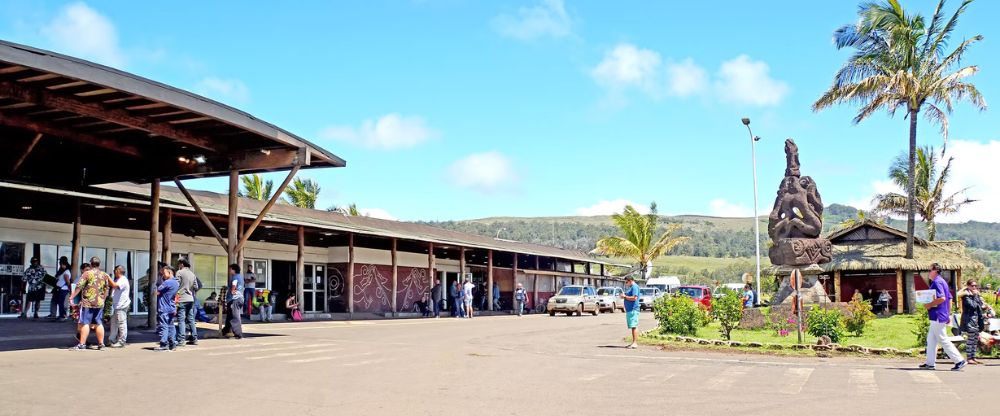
[0,81,218,152]
[296,226,305,315]
[10,133,42,175]
[459,248,466,283]
[487,249,494,311]
[173,148,310,177]
[348,233,355,314]
[0,112,142,157]
[391,238,398,314]
[234,165,301,253]
[173,179,228,251]
[148,180,160,329]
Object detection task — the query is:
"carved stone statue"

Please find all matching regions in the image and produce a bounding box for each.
[767,139,832,266]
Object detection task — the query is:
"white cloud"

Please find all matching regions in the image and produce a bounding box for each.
[448,151,516,193]
[934,140,1000,223]
[359,208,397,221]
[320,113,438,150]
[714,55,789,106]
[194,77,251,105]
[40,2,125,67]
[665,58,708,97]
[491,0,572,41]
[708,198,754,218]
[575,199,650,216]
[590,43,663,97]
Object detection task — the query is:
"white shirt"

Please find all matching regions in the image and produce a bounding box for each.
[112,276,131,310]
[58,270,71,290]
[463,282,474,299]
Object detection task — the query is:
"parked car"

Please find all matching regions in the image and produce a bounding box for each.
[638,287,663,311]
[713,283,746,299]
[676,285,712,310]
[596,287,625,313]
[547,285,600,316]
[645,276,681,293]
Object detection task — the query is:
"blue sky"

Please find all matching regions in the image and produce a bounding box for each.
[3,1,999,222]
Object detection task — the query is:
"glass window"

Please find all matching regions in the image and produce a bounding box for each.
[0,242,26,314]
[82,247,107,272]
[557,286,582,296]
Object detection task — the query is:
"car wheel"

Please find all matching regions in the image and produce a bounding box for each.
[576,304,583,316]
[565,312,573,316]
[590,307,598,316]
[549,311,556,317]
[609,306,615,313]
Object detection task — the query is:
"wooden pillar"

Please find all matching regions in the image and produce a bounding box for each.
[487,249,494,311]
[512,253,519,310]
[427,242,435,292]
[70,200,82,285]
[296,226,305,315]
[391,238,398,314]
[147,179,160,329]
[954,269,962,309]
[347,233,355,314]
[223,171,238,333]
[237,218,246,267]
[896,269,904,314]
[459,247,466,281]
[533,274,539,307]
[161,208,172,265]
[833,270,841,302]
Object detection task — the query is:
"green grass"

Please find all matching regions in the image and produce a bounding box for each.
[673,314,921,350]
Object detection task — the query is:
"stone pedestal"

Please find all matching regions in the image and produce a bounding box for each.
[771,264,831,305]
[768,238,832,266]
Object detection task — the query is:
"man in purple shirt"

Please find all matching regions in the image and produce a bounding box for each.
[919,263,965,371]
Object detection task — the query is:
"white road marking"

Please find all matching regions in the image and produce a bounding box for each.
[579,373,606,381]
[779,367,814,395]
[176,341,297,352]
[207,343,332,356]
[341,358,388,367]
[246,348,342,361]
[586,353,890,369]
[705,366,750,391]
[286,352,374,364]
[908,372,959,398]
[849,369,877,395]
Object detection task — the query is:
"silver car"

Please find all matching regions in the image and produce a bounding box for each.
[596,287,625,313]
[638,287,663,311]
[547,285,600,316]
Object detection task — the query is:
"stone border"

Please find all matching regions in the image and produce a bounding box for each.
[641,331,919,358]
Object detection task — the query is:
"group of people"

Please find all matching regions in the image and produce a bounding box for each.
[413,278,532,319]
[920,263,996,371]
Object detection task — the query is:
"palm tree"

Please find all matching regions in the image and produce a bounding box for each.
[327,203,361,216]
[591,203,689,279]
[239,174,273,201]
[873,146,974,240]
[813,0,986,259]
[836,209,886,231]
[284,177,320,209]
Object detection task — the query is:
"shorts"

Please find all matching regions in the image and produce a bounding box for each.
[463,298,473,307]
[79,307,104,325]
[625,310,639,329]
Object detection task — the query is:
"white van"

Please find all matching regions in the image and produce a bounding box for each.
[645,276,681,293]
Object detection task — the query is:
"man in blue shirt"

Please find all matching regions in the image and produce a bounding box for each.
[620,276,641,349]
[154,266,179,351]
[222,263,245,339]
[919,263,965,371]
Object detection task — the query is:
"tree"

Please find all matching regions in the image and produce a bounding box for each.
[284,177,320,209]
[872,146,974,240]
[328,203,361,216]
[813,0,986,259]
[239,174,273,201]
[591,203,689,278]
[836,209,887,230]
[712,291,744,341]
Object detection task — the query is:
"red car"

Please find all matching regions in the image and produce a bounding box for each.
[676,285,712,310]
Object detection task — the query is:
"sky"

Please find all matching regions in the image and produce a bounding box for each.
[2,0,999,222]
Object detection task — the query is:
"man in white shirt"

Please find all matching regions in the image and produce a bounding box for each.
[108,265,131,348]
[463,279,475,319]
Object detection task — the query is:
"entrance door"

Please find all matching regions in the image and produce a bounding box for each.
[303,264,326,313]
[243,259,269,290]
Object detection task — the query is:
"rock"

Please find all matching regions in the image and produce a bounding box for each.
[729,341,743,347]
[791,344,810,350]
[816,335,832,346]
[812,344,832,351]
[697,339,711,345]
[713,340,728,346]
[747,342,763,348]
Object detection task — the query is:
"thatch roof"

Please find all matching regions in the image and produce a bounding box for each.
[821,220,982,272]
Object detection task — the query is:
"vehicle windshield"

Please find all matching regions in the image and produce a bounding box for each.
[640,288,656,296]
[558,287,582,296]
[677,287,702,298]
[597,288,615,296]
[646,284,668,292]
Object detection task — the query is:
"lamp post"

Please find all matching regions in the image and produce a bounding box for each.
[742,117,762,306]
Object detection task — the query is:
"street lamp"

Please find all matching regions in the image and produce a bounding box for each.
[742,117,762,306]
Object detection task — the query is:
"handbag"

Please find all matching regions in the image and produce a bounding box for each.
[291,309,303,322]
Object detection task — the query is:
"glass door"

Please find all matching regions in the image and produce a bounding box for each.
[302,264,325,313]
[243,259,268,290]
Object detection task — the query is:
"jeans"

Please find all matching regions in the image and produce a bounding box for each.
[925,320,963,366]
[515,299,525,316]
[109,306,129,345]
[175,301,196,343]
[51,288,67,318]
[432,299,441,317]
[454,299,464,317]
[157,312,176,347]
[223,299,244,338]
[260,304,272,322]
[242,289,255,315]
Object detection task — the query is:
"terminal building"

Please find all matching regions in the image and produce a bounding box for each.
[0,41,615,320]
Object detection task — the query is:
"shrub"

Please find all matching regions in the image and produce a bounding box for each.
[806,306,845,343]
[912,314,930,347]
[711,291,743,340]
[654,294,707,336]
[844,292,876,336]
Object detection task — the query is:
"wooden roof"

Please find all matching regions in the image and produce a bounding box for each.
[0,40,345,187]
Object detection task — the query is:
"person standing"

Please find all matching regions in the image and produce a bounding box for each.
[431,278,443,318]
[919,264,966,371]
[463,279,475,319]
[959,279,985,365]
[21,256,46,320]
[174,258,198,346]
[741,284,755,310]
[513,283,528,316]
[222,264,245,339]
[451,281,463,318]
[108,265,131,348]
[620,276,641,349]
[492,282,501,311]
[243,265,257,318]
[49,256,71,321]
[69,257,111,350]
[154,266,179,351]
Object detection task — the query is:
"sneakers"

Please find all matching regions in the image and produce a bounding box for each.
[95,344,105,351]
[918,363,935,370]
[69,344,86,351]
[626,343,638,349]
[951,361,967,371]
[152,346,171,352]
[109,343,124,348]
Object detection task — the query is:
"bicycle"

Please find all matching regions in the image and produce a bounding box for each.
[535,298,548,314]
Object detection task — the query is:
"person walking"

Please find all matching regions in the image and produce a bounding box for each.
[431,278,443,318]
[69,257,111,350]
[513,283,528,316]
[221,263,245,339]
[243,265,257,318]
[21,256,46,320]
[919,264,966,371]
[959,279,985,365]
[49,256,71,321]
[154,266,179,351]
[451,281,463,318]
[621,276,641,349]
[107,265,131,348]
[174,258,198,346]
[492,282,501,311]
[463,279,475,319]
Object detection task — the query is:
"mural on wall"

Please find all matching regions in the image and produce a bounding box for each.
[327,267,347,312]
[353,264,392,311]
[396,267,429,311]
